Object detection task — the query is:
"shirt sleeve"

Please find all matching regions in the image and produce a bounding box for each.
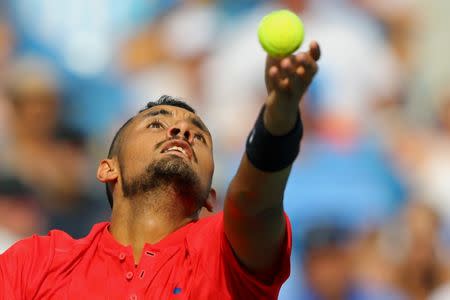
[192,212,292,299]
[220,212,292,300]
[0,235,53,300]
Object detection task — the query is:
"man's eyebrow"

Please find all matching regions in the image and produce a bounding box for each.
[143,109,173,118]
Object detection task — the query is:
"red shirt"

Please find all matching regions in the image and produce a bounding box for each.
[0,212,291,299]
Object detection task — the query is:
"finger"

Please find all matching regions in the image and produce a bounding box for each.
[294,52,307,64]
[296,66,305,76]
[309,41,321,61]
[278,77,290,90]
[295,54,315,75]
[301,57,318,75]
[267,54,282,63]
[278,57,297,81]
[266,55,282,70]
[269,66,279,78]
[280,57,293,71]
[310,61,318,75]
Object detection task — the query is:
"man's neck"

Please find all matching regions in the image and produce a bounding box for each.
[109,189,198,264]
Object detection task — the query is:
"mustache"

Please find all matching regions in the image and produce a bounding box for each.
[154,137,198,163]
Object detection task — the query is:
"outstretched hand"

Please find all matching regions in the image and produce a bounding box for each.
[265,41,320,103]
[263,41,320,135]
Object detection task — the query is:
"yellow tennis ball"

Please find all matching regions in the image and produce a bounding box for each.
[258,10,305,58]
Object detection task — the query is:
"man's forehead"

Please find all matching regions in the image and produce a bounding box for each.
[138,105,195,118]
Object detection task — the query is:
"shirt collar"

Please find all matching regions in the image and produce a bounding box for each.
[99,220,198,256]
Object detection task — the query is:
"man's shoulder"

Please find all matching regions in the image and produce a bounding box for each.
[48,222,109,249]
[191,212,223,232]
[2,222,109,258]
[185,212,224,252]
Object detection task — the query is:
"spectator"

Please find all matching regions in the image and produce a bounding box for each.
[0,177,42,253]
[300,224,357,299]
[290,224,405,300]
[1,57,104,237]
[391,202,450,300]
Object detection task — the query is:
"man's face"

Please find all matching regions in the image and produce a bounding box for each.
[13,89,59,138]
[116,105,214,210]
[304,247,351,299]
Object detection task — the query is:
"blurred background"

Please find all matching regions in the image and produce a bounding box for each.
[0,0,450,299]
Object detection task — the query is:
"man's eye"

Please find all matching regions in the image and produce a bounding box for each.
[194,134,206,143]
[148,121,164,129]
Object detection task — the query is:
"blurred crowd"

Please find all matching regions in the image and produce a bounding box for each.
[0,0,450,299]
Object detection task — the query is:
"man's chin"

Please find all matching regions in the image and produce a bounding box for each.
[121,155,203,203]
[156,155,193,175]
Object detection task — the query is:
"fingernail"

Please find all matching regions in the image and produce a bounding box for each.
[281,59,290,69]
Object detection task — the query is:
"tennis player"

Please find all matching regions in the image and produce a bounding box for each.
[0,41,320,299]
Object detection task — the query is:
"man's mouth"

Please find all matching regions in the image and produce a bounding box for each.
[160,140,193,160]
[163,146,187,156]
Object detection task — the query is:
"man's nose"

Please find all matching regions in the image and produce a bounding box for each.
[167,122,192,142]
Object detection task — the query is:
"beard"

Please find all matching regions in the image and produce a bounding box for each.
[121,155,209,211]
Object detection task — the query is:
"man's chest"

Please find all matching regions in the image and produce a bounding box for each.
[30,247,230,300]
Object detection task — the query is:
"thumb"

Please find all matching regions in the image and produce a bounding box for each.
[308,41,321,61]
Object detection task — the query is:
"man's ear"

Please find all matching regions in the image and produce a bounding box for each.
[96,159,119,184]
[204,188,217,212]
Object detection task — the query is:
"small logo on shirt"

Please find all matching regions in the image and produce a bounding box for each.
[173,287,182,295]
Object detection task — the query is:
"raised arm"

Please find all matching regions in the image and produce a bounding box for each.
[224,41,320,274]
